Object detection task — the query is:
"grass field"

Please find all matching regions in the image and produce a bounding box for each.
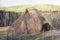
[0,4,60,12]
[0,27,8,40]
[0,27,60,40]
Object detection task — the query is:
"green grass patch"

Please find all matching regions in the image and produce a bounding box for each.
[0,4,60,12]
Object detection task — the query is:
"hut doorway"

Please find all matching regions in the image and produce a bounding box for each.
[41,23,51,32]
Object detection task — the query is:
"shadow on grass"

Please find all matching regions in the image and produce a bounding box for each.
[1,31,60,40]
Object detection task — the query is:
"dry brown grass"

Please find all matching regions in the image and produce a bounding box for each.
[0,27,8,32]
[0,26,9,35]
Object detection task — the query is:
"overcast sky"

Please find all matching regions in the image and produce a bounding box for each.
[0,0,60,7]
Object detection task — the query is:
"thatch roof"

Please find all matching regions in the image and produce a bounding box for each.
[7,7,52,35]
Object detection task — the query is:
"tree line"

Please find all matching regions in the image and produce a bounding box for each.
[0,10,21,27]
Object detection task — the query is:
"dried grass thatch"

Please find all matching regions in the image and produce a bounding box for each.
[7,7,53,35]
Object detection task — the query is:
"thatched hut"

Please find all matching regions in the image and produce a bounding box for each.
[7,7,53,35]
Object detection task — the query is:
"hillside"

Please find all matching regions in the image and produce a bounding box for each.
[0,4,60,12]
